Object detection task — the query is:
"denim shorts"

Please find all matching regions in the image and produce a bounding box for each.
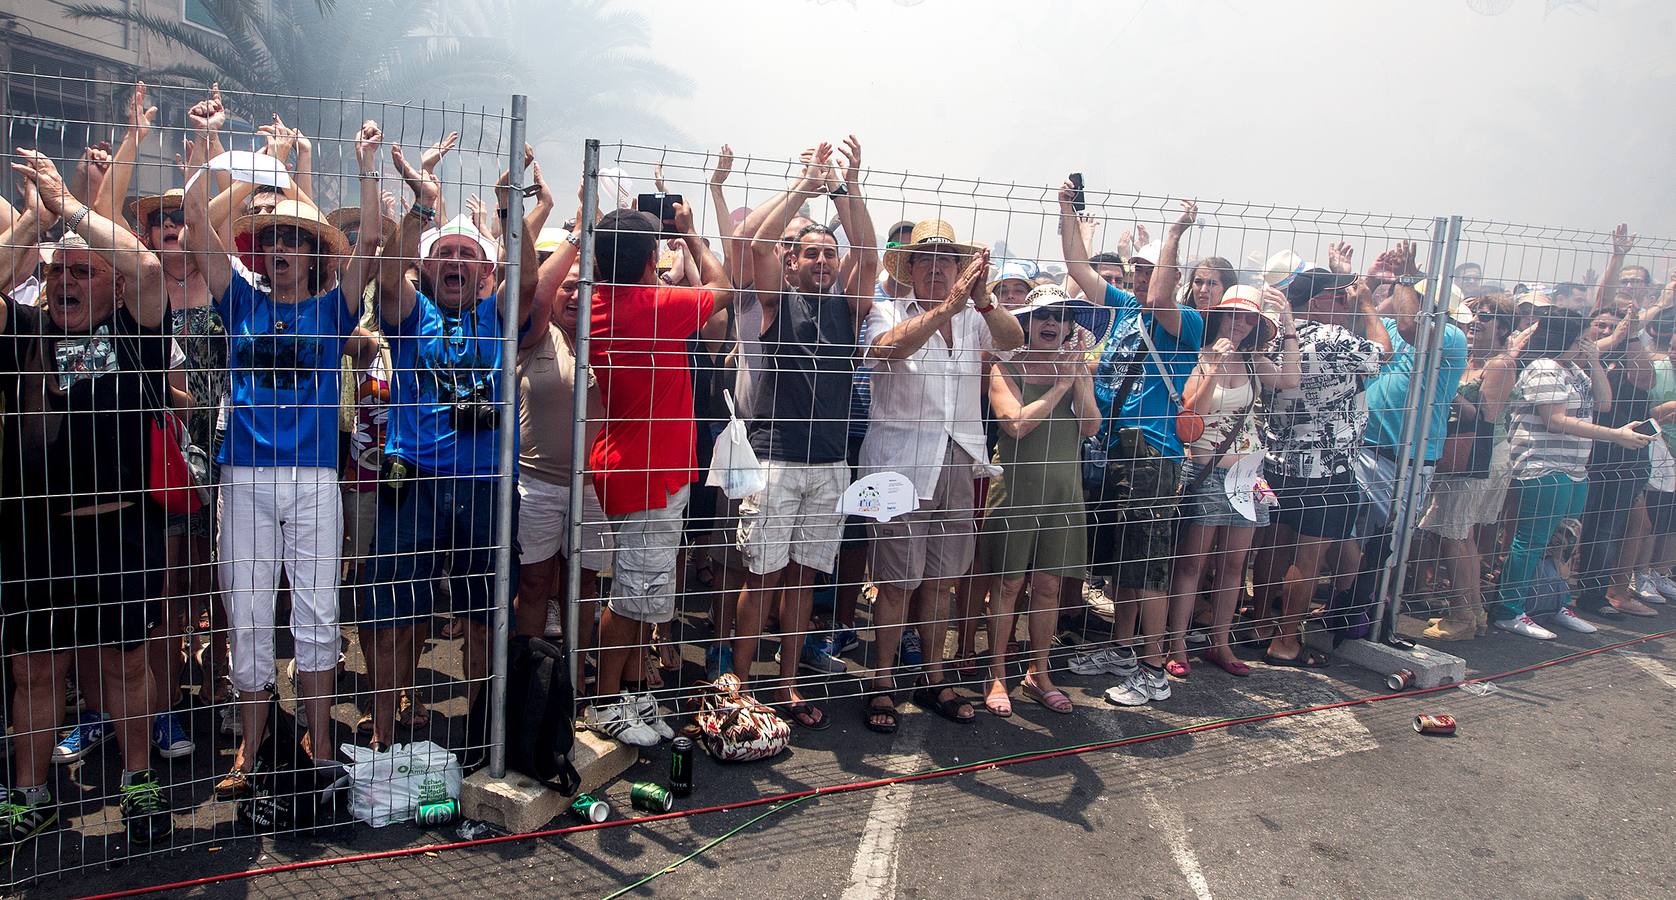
[360,469,517,629]
[1180,460,1269,529]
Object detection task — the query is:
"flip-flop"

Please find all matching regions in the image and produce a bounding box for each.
[785,702,831,731]
[1020,680,1073,714]
[1263,649,1330,669]
[863,693,898,734]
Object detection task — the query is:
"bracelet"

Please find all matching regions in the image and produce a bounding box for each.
[564,231,581,248]
[358,170,380,179]
[408,202,436,222]
[1280,331,1298,340]
[63,207,90,233]
[973,300,995,313]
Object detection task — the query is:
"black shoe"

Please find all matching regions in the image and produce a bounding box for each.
[0,790,58,852]
[120,770,174,845]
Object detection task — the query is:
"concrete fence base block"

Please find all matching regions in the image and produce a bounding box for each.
[457,731,638,833]
[1333,638,1466,689]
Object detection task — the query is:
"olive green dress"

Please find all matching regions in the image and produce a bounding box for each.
[980,364,1088,578]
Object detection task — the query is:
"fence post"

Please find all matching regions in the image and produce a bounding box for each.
[1377,215,1464,643]
[565,139,602,693]
[489,94,529,779]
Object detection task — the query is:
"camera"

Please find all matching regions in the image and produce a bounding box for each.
[450,381,500,431]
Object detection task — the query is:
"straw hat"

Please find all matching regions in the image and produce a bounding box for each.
[1210,285,1279,347]
[129,188,185,224]
[882,219,979,285]
[1011,283,1116,342]
[326,206,399,246]
[236,199,351,259]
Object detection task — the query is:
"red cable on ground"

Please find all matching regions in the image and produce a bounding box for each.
[74,628,1675,900]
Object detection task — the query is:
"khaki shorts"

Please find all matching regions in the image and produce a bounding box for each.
[868,447,976,590]
[738,460,850,576]
[607,485,690,624]
[518,475,613,571]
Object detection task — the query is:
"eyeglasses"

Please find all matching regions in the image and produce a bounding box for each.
[1621,277,1650,287]
[146,208,186,229]
[43,263,96,281]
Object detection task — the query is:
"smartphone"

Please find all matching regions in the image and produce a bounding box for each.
[636,192,684,233]
[1067,173,1086,212]
[1634,418,1662,437]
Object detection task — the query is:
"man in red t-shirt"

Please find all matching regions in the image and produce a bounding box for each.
[587,204,732,745]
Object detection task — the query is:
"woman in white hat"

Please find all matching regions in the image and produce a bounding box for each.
[979,285,1107,714]
[1165,284,1300,677]
[181,118,386,793]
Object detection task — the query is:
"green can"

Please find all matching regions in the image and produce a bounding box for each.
[570,793,609,823]
[416,798,458,826]
[630,781,673,813]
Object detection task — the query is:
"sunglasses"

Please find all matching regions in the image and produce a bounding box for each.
[1027,309,1069,323]
[257,226,316,251]
[146,208,186,229]
[43,263,96,281]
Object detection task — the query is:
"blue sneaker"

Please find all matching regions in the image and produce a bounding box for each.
[899,630,923,670]
[151,711,194,759]
[832,628,860,655]
[704,644,734,681]
[52,711,111,765]
[782,636,846,675]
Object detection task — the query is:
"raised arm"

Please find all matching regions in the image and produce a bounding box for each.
[0,179,57,293]
[1059,179,1108,304]
[13,149,165,329]
[70,144,116,226]
[1594,224,1636,314]
[491,150,554,344]
[101,82,158,226]
[181,160,234,301]
[1144,200,1196,336]
[673,198,732,312]
[338,120,387,317]
[378,143,441,328]
[833,135,879,315]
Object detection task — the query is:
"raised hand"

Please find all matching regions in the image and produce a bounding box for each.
[391,144,441,209]
[1057,178,1080,210]
[1078,213,1099,248]
[1612,222,1638,257]
[354,120,383,171]
[257,114,299,164]
[420,131,460,173]
[187,83,226,136]
[11,149,74,217]
[948,248,993,306]
[838,134,862,185]
[174,136,201,182]
[1169,199,1198,235]
[671,198,696,235]
[710,143,734,186]
[1328,241,1355,276]
[127,82,158,136]
[1133,223,1150,249]
[1262,285,1294,325]
[653,162,667,194]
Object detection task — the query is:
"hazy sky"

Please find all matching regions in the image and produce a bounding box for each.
[606,0,1674,275]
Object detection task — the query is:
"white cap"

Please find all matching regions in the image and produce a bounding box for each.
[419,214,499,261]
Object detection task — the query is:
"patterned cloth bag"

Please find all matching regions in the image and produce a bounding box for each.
[694,674,789,763]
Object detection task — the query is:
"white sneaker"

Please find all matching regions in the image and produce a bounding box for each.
[1648,570,1676,604]
[585,697,659,747]
[1550,607,1599,634]
[1494,614,1556,641]
[1631,571,1663,603]
[1103,667,1170,707]
[1070,647,1139,678]
[633,692,675,741]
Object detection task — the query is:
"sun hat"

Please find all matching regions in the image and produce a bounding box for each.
[988,258,1039,293]
[1129,241,1162,266]
[1011,283,1116,341]
[881,219,979,285]
[1209,284,1279,346]
[326,205,399,246]
[419,214,500,262]
[1284,266,1358,305]
[129,188,185,225]
[1413,278,1473,325]
[236,199,350,259]
[1260,250,1309,289]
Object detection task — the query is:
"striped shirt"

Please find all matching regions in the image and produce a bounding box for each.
[1506,358,1595,481]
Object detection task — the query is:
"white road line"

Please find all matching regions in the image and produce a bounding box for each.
[1619,649,1676,690]
[1143,788,1215,900]
[840,713,930,900]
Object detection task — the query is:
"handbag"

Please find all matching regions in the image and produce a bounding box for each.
[136,342,208,515]
[694,673,789,763]
[1182,370,1260,495]
[1132,316,1202,444]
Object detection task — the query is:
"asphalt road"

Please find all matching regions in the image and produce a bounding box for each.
[24,608,1676,900]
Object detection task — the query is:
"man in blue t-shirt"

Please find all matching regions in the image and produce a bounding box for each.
[1057,183,1204,708]
[360,148,545,751]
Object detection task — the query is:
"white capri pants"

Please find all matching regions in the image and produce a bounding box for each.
[219,465,344,693]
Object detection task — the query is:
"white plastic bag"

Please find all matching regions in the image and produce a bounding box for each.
[706,390,767,500]
[341,740,463,828]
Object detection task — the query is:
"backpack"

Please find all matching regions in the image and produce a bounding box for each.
[467,636,581,794]
[236,699,351,836]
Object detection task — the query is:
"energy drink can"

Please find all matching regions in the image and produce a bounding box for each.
[1413,713,1457,736]
[631,781,673,814]
[670,736,695,797]
[570,793,610,823]
[1387,669,1414,691]
[416,798,459,826]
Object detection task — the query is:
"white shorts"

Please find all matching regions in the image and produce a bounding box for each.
[517,476,613,570]
[737,460,850,576]
[218,466,343,694]
[608,485,690,624]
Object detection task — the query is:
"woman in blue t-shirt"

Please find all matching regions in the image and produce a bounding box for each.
[182,119,387,795]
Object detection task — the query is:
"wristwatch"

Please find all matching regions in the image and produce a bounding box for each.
[408,202,437,222]
[830,183,849,197]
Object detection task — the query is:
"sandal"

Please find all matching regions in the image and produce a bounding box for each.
[1165,659,1190,678]
[953,654,981,682]
[1020,679,1073,714]
[863,693,898,734]
[984,681,1013,718]
[1262,648,1330,669]
[397,694,430,730]
[214,768,252,799]
[785,702,831,731]
[440,618,466,640]
[1203,650,1252,678]
[912,685,976,725]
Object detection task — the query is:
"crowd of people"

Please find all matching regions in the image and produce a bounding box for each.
[0,81,1671,854]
